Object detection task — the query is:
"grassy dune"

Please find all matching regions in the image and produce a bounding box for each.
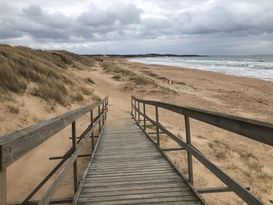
[0,44,99,105]
[102,58,176,95]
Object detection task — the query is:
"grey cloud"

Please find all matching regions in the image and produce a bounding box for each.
[0,0,273,54]
[174,1,273,35]
[77,7,116,27]
[0,2,143,42]
[75,3,142,41]
[139,0,273,37]
[77,3,142,27]
[0,4,73,41]
[143,17,171,29]
[0,30,22,39]
[23,5,43,16]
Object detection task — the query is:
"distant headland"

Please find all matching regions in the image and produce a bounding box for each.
[83,54,207,58]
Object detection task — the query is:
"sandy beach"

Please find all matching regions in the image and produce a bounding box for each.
[1,57,273,205]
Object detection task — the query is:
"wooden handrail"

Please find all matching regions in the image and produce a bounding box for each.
[131,96,272,205]
[132,96,273,146]
[0,97,108,205]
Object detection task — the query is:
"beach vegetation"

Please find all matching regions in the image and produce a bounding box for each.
[0,44,98,105]
[6,104,20,114]
[85,77,95,84]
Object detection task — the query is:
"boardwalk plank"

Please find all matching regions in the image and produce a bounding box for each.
[80,186,191,195]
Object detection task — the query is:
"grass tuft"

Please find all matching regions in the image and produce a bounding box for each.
[71,92,84,102]
[6,104,20,114]
[31,81,68,105]
[85,77,95,84]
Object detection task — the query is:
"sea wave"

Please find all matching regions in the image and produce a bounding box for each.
[129,56,273,82]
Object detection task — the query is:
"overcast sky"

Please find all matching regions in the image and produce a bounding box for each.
[0,0,273,55]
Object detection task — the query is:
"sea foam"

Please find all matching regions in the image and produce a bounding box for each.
[129,55,273,82]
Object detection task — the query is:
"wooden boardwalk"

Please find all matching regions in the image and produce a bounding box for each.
[1,97,269,205]
[74,115,203,205]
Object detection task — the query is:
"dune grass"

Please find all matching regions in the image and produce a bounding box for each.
[6,104,20,114]
[102,59,177,96]
[102,60,155,86]
[0,44,97,105]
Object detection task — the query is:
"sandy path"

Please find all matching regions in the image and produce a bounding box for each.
[73,67,131,120]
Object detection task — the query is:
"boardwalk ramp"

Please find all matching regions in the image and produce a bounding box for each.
[74,116,203,205]
[1,96,270,205]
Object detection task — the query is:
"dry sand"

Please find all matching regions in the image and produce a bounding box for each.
[1,58,273,205]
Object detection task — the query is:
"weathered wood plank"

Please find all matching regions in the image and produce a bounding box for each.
[89,164,171,171]
[89,164,170,171]
[90,159,168,166]
[79,191,196,202]
[95,150,158,155]
[80,186,190,195]
[94,154,162,160]
[87,172,178,180]
[87,167,174,174]
[83,179,184,187]
[91,161,169,167]
[83,177,184,187]
[82,182,187,191]
[85,174,181,183]
[78,196,200,205]
[78,201,200,205]
[86,170,178,179]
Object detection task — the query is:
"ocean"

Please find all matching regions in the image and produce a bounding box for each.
[129,55,273,82]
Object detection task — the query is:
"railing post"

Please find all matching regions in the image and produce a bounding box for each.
[134,99,136,119]
[71,121,78,194]
[185,115,193,184]
[102,101,105,126]
[105,98,108,120]
[143,103,146,131]
[137,101,140,122]
[155,106,160,147]
[104,100,107,122]
[0,169,6,205]
[98,105,101,133]
[131,97,133,115]
[90,110,94,151]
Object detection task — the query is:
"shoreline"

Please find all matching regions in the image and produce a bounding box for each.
[121,59,273,123]
[128,58,273,83]
[143,62,273,83]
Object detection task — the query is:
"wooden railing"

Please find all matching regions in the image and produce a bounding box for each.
[131,96,273,205]
[0,97,108,205]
